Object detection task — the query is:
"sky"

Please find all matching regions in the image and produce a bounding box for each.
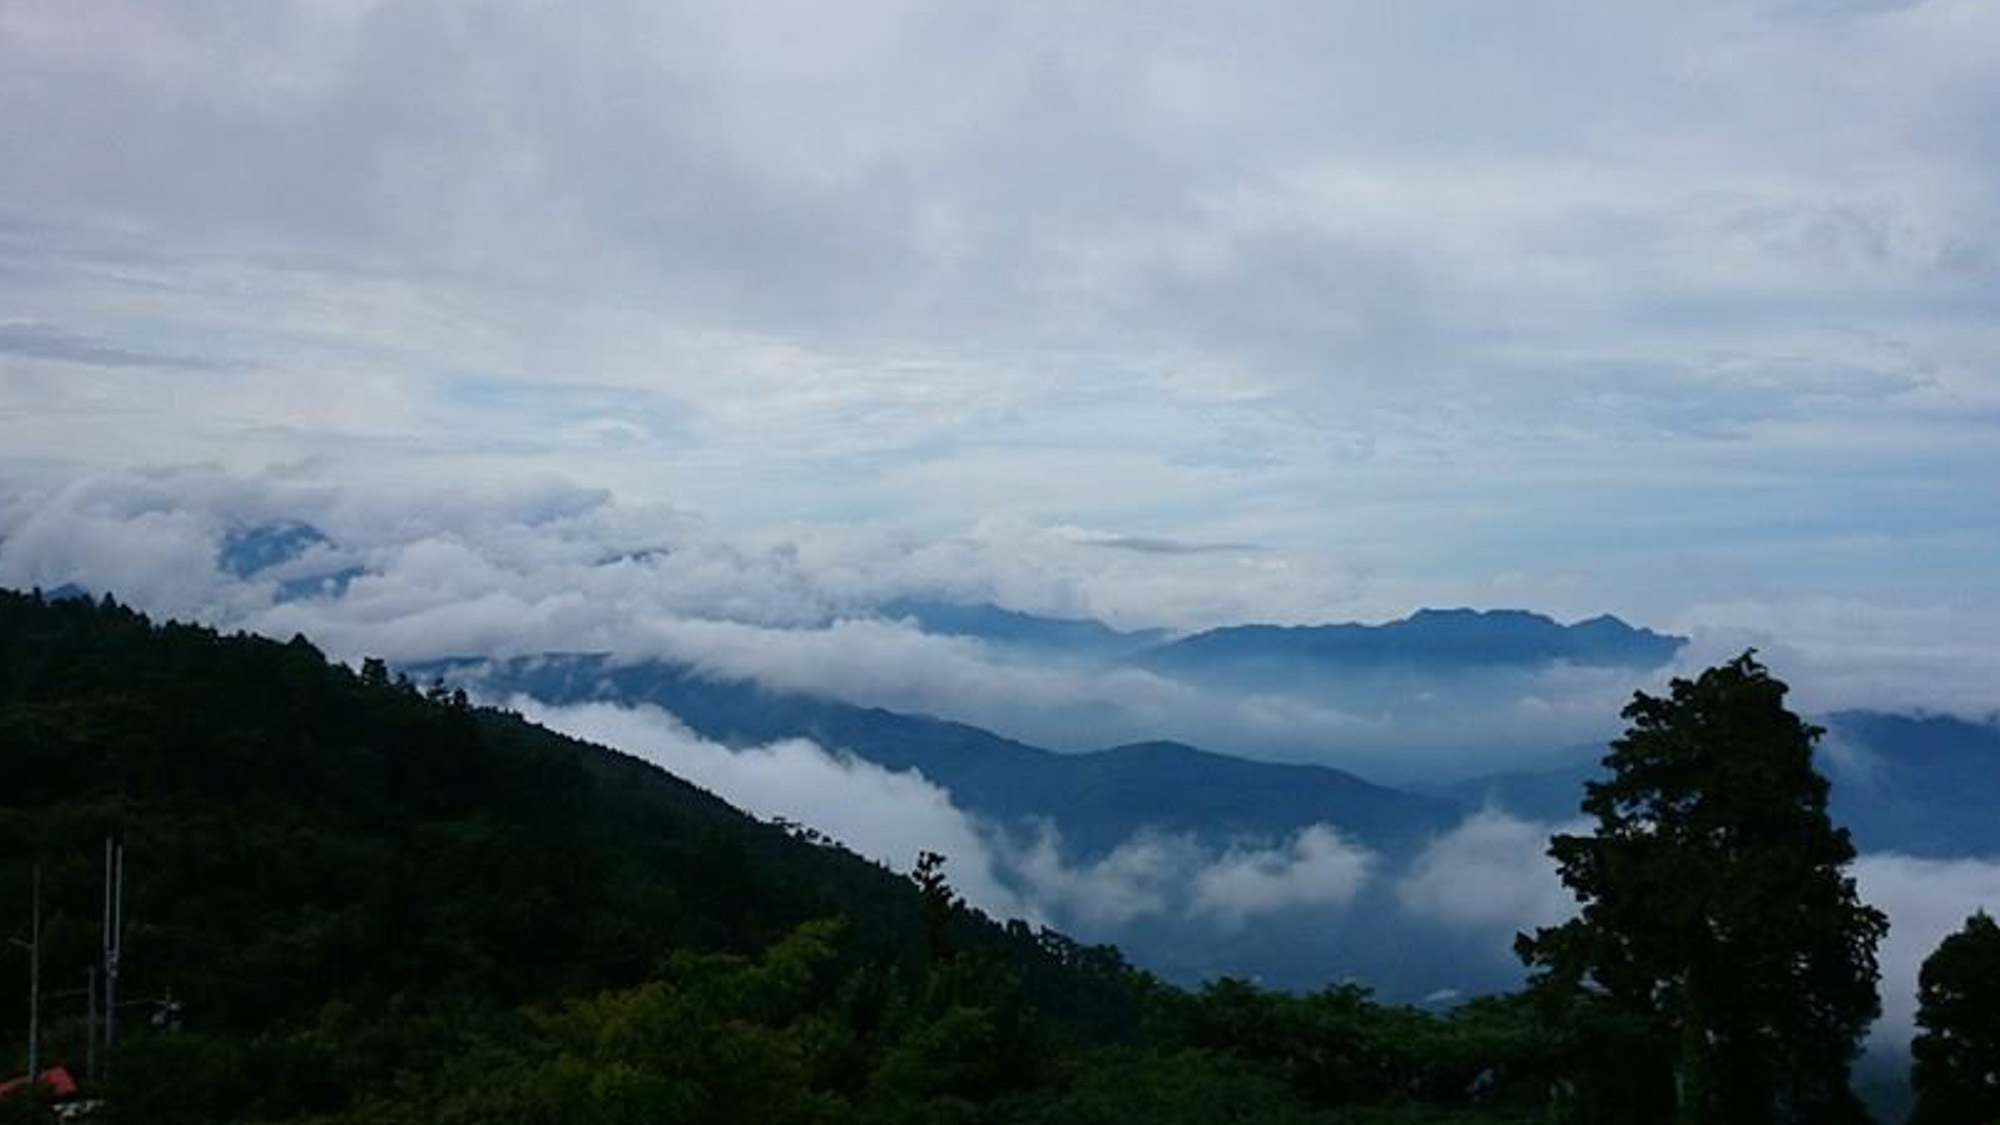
[1,1,1997,697]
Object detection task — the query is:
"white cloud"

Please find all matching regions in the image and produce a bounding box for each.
[1396,811,1583,937]
[513,695,1384,941]
[1002,822,1378,935]
[1855,853,2000,1045]
[1395,813,2000,1050]
[1672,599,2000,719]
[510,692,2000,1050]
[1004,828,1189,931]
[0,0,1995,607]
[1188,825,1376,928]
[4,466,1996,784]
[511,696,1032,919]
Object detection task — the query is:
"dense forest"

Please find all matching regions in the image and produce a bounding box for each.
[0,591,1985,1122]
[0,590,1561,1122]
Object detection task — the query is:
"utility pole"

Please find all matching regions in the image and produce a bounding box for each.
[85,966,97,1083]
[25,856,38,1080]
[28,865,37,1084]
[9,865,41,1083]
[102,838,124,1059]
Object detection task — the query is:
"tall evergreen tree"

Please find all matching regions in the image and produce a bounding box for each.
[1909,911,2000,1125]
[1516,653,1887,1125]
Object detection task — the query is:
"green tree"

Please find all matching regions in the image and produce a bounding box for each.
[1516,653,1886,1125]
[1910,911,2000,1125]
[910,851,962,966]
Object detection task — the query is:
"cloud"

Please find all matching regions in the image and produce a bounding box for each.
[0,321,229,370]
[1069,532,1262,556]
[511,696,1032,919]
[1005,822,1377,934]
[513,695,1382,938]
[1395,811,1583,937]
[4,465,1996,786]
[1854,853,2000,1045]
[1003,829,1189,931]
[1672,598,2000,719]
[1,0,1995,603]
[1395,813,2000,1049]
[1188,825,1376,927]
[466,691,2000,1027]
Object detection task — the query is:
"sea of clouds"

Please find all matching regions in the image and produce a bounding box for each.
[1,464,1996,1045]
[518,695,1998,1048]
[6,466,1996,770]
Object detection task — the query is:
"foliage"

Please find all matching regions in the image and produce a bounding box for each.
[0,589,1563,1123]
[0,592,1898,1122]
[1909,910,2000,1125]
[1516,653,1886,1125]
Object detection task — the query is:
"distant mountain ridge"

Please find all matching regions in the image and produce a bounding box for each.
[90,513,1692,678]
[415,652,1464,860]
[415,652,1513,997]
[1141,607,1686,676]
[877,598,1169,657]
[1434,710,2000,858]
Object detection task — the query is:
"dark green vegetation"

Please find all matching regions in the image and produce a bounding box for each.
[0,590,1560,1123]
[1518,655,1888,1125]
[0,594,1929,1122]
[1909,911,2000,1125]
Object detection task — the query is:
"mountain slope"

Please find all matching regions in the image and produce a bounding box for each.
[0,588,1584,1125]
[418,652,1465,858]
[0,590,1144,1100]
[1820,710,2000,856]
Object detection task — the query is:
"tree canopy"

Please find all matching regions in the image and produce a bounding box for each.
[1516,653,1886,1125]
[1910,910,2000,1125]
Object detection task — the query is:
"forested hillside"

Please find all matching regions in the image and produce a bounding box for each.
[0,590,1560,1123]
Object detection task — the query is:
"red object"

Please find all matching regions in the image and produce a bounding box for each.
[0,1066,79,1100]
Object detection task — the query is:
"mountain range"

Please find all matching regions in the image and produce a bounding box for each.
[1437,710,2000,858]
[30,518,2000,1001]
[1140,607,1686,677]
[413,652,1462,861]
[413,645,2000,1004]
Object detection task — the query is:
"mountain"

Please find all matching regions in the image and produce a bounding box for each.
[0,587,1583,1125]
[1140,608,1686,680]
[0,589,1151,1117]
[216,519,332,578]
[417,653,1526,1002]
[1820,710,2000,856]
[416,652,1465,859]
[876,599,1169,658]
[1427,758,1601,824]
[1434,711,2000,858]
[217,519,365,601]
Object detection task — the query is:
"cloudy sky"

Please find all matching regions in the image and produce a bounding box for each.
[4,3,1998,1042]
[2,0,1996,698]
